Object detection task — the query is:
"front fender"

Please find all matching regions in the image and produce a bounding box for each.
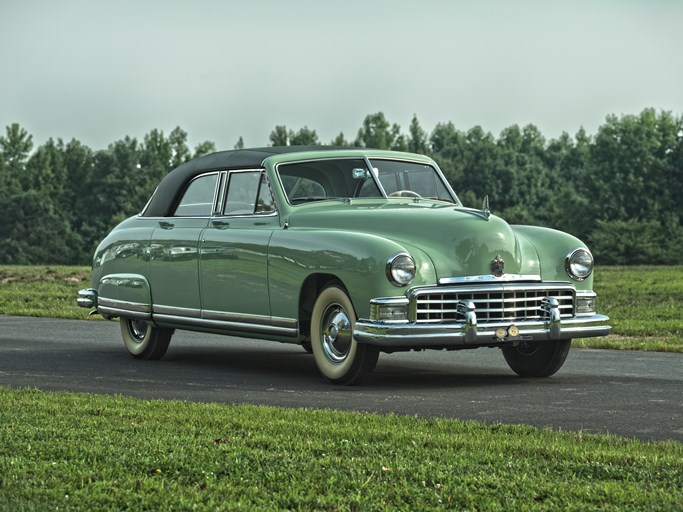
[512,225,594,290]
[268,230,437,319]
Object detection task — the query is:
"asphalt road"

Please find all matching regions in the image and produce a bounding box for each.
[1,315,681,442]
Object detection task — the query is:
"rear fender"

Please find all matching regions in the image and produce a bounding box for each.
[96,274,152,320]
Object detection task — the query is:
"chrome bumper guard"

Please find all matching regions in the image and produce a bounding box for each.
[77,288,98,309]
[354,295,611,348]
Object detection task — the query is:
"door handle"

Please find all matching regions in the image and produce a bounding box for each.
[158,221,174,230]
[211,220,230,229]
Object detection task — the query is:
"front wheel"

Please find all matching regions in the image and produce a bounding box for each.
[502,339,571,377]
[310,284,379,385]
[120,318,173,360]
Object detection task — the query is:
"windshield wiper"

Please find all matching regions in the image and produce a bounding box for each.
[290,196,345,204]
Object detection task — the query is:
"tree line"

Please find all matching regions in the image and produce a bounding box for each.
[1,108,681,265]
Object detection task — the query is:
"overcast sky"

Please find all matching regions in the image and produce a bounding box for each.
[1,0,682,151]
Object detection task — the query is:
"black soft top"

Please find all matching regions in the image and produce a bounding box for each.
[142,146,344,217]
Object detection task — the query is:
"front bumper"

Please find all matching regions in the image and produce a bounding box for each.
[354,314,611,348]
[77,288,98,309]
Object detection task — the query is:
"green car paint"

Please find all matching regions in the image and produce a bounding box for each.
[80,147,610,383]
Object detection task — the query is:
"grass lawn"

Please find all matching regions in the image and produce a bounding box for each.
[1,387,681,511]
[1,267,681,509]
[573,266,683,352]
[0,266,92,320]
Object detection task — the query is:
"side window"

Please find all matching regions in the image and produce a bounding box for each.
[256,175,276,213]
[174,173,218,217]
[225,171,261,215]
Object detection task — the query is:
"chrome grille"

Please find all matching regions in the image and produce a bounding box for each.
[412,284,575,324]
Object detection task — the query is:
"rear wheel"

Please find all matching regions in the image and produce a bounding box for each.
[310,284,379,385]
[502,339,571,377]
[120,318,173,360]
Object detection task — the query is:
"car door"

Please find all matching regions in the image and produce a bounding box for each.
[199,170,280,328]
[148,172,218,320]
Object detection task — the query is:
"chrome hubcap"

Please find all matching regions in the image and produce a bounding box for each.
[128,320,148,343]
[321,304,352,364]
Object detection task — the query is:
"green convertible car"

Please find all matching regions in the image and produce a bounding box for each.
[78,147,610,384]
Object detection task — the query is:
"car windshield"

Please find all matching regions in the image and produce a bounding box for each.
[277,158,456,204]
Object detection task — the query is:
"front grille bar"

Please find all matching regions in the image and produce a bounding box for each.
[410,283,576,324]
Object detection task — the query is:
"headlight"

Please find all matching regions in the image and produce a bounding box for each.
[386,252,416,286]
[565,248,593,281]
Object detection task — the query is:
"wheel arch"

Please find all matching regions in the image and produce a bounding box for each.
[298,273,350,341]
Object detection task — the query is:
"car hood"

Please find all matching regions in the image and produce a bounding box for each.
[286,201,541,281]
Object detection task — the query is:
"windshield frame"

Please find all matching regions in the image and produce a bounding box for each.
[274,156,459,206]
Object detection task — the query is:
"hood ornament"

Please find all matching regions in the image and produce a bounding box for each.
[491,255,505,277]
[482,195,491,220]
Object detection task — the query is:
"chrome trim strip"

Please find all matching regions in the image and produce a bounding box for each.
[354,314,611,348]
[413,282,575,296]
[101,275,148,288]
[438,274,542,285]
[202,309,297,329]
[211,171,222,214]
[153,314,298,337]
[370,297,411,307]
[98,297,151,313]
[211,211,279,220]
[364,156,387,196]
[576,290,597,298]
[153,304,202,318]
[213,171,227,215]
[97,305,151,321]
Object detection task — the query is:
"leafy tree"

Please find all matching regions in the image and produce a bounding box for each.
[495,124,552,223]
[0,123,33,173]
[234,136,245,150]
[0,188,82,264]
[289,126,319,146]
[408,114,428,154]
[431,124,500,209]
[0,123,34,205]
[194,141,216,158]
[269,125,289,146]
[2,109,682,265]
[269,125,320,146]
[0,131,85,264]
[355,112,406,150]
[330,132,349,146]
[586,109,682,221]
[141,129,172,187]
[587,218,683,265]
[169,126,192,168]
[428,121,466,198]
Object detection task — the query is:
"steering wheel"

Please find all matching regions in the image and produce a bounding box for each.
[389,190,422,198]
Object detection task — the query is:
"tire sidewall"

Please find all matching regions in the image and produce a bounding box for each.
[120,318,152,357]
[502,339,571,378]
[310,285,359,382]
